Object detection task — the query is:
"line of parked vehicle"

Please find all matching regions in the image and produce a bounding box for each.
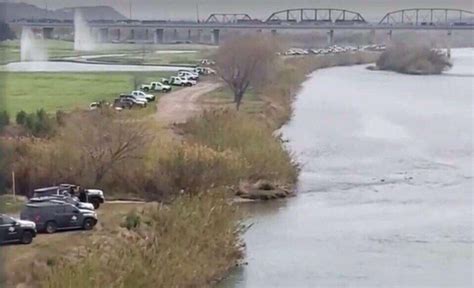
[0,184,105,245]
[282,44,387,56]
[89,66,216,111]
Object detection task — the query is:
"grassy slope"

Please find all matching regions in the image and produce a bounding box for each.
[2,72,173,114]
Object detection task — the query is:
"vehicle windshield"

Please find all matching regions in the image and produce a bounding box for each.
[1,215,16,224]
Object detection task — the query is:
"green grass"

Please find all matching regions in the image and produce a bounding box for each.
[0,39,214,65]
[0,40,78,64]
[2,72,173,115]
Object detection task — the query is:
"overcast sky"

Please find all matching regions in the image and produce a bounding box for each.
[5,0,474,21]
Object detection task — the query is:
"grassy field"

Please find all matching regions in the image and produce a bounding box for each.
[0,40,78,64]
[2,72,174,115]
[0,39,214,65]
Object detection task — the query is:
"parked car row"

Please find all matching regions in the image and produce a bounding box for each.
[89,66,216,111]
[0,184,105,245]
[282,44,387,56]
[200,59,216,66]
[158,67,216,88]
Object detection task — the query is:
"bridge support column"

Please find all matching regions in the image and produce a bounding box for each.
[154,29,164,44]
[42,27,54,39]
[173,29,178,41]
[145,29,149,41]
[116,28,121,42]
[446,30,452,58]
[327,30,334,46]
[187,29,192,41]
[98,28,109,43]
[131,29,135,40]
[387,30,393,42]
[197,29,203,43]
[369,29,376,44]
[212,29,220,45]
[271,29,277,37]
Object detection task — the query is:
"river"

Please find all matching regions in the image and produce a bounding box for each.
[221,48,473,288]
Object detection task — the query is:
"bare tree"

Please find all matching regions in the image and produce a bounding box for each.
[216,34,278,110]
[60,110,152,185]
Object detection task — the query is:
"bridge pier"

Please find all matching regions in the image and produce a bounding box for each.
[197,29,203,43]
[98,28,109,43]
[369,29,376,44]
[327,29,334,46]
[446,30,452,58]
[130,29,135,40]
[173,29,178,41]
[212,29,220,45]
[387,30,393,42]
[271,29,277,36]
[187,29,192,41]
[116,28,121,42]
[42,27,54,39]
[154,29,164,44]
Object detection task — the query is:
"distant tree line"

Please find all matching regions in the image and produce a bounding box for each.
[0,22,16,41]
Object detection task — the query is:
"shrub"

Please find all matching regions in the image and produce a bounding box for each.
[15,109,55,137]
[183,109,298,183]
[0,110,9,132]
[41,192,243,288]
[121,210,141,230]
[376,43,452,74]
[15,110,27,125]
[152,142,249,196]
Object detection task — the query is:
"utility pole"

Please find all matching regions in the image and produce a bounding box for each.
[196,3,200,22]
[11,171,16,201]
[129,0,132,19]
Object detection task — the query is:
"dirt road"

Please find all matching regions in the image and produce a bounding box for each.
[155,81,222,125]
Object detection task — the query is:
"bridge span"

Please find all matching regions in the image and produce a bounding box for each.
[10,8,474,45]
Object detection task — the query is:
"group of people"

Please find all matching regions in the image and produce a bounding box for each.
[67,186,88,202]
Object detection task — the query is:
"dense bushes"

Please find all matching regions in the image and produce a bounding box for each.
[183,110,298,184]
[15,109,56,137]
[42,192,243,288]
[8,111,253,200]
[376,44,452,74]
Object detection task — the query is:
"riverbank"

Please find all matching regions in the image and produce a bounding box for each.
[186,52,379,200]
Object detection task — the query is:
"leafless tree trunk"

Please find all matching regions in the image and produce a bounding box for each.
[216,34,278,110]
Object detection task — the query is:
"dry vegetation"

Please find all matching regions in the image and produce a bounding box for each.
[41,193,243,288]
[375,43,452,74]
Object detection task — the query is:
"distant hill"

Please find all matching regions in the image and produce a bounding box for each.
[0,2,127,22]
[57,6,128,21]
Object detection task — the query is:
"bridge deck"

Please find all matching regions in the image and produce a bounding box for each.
[14,22,474,31]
